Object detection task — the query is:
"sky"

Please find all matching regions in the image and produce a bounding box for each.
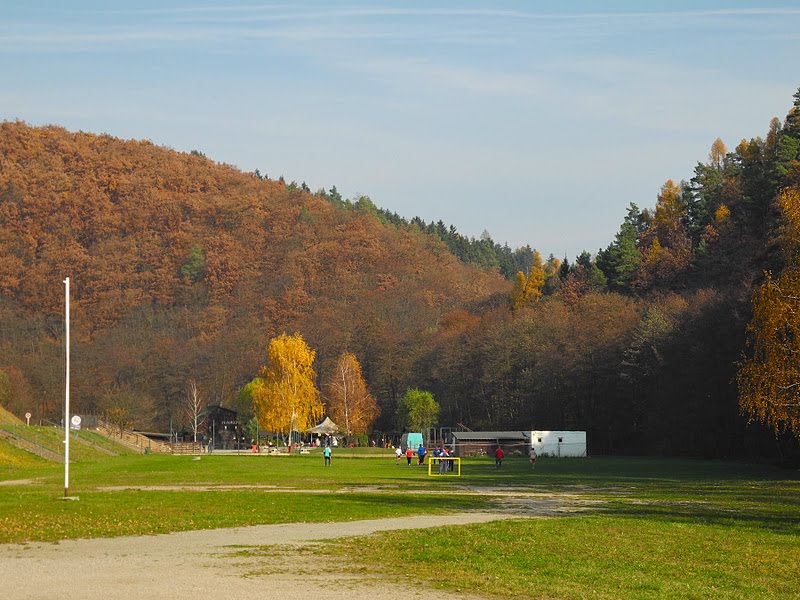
[2,1,799,259]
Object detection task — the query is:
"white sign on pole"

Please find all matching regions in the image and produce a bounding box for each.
[25,412,31,426]
[70,415,82,431]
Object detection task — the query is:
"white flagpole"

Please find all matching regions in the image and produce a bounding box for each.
[64,276,70,498]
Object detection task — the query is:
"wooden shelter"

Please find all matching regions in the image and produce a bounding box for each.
[451,431,530,457]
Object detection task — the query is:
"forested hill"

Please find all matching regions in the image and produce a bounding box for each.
[2,83,800,464]
[0,121,508,428]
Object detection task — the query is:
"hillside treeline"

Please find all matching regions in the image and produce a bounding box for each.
[286,183,538,278]
[1,86,799,462]
[417,88,800,460]
[0,122,506,432]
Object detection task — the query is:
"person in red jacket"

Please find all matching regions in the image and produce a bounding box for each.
[495,446,504,469]
[406,445,413,466]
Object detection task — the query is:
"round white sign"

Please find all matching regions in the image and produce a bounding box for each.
[25,412,31,419]
[71,415,82,426]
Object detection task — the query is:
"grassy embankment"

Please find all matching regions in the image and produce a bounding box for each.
[1,441,798,599]
[0,424,133,461]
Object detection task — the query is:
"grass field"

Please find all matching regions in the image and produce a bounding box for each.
[330,459,800,599]
[1,442,798,599]
[0,450,492,543]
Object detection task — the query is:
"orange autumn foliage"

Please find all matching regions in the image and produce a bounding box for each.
[738,186,800,437]
[0,121,507,426]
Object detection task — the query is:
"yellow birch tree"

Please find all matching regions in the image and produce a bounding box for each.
[253,333,322,442]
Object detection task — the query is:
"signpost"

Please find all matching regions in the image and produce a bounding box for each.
[25,412,31,426]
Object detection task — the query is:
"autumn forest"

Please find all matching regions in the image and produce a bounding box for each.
[2,87,800,463]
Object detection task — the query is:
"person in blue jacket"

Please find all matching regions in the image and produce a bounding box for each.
[417,443,426,465]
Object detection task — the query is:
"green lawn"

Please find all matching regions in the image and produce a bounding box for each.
[327,457,800,600]
[1,447,798,599]
[341,514,799,599]
[0,451,488,543]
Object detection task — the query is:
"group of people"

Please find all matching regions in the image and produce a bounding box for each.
[394,444,429,466]
[433,445,454,473]
[393,443,454,473]
[389,442,538,470]
[317,439,541,470]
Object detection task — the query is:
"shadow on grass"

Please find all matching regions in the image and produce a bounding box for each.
[604,499,800,536]
[456,457,800,539]
[456,458,800,500]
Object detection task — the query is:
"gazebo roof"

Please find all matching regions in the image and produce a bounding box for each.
[308,416,338,434]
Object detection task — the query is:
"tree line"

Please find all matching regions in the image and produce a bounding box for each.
[1,87,800,463]
[0,120,502,440]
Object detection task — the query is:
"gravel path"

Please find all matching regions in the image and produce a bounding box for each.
[0,512,519,600]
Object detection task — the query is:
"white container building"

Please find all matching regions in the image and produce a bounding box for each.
[530,430,587,457]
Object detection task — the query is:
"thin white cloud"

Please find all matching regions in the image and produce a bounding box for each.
[4,3,799,51]
[114,5,800,20]
[344,57,554,98]
[0,25,409,50]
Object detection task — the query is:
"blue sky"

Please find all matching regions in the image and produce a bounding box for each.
[3,1,799,259]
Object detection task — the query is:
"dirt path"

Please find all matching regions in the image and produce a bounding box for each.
[0,512,519,600]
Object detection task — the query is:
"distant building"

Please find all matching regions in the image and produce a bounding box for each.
[201,405,241,450]
[452,430,588,457]
[530,431,587,457]
[451,431,530,457]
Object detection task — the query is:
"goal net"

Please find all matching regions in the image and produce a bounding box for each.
[427,457,461,476]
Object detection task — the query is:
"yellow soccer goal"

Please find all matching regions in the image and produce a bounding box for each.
[428,456,461,477]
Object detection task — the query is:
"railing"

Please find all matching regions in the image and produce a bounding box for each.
[95,421,172,454]
[170,442,202,455]
[0,427,62,462]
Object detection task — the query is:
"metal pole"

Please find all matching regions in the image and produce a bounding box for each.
[63,277,70,498]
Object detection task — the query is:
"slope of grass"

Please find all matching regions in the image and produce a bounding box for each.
[0,437,47,469]
[0,425,120,463]
[71,429,136,456]
[0,404,23,425]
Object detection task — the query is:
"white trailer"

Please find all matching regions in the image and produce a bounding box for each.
[530,431,586,457]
